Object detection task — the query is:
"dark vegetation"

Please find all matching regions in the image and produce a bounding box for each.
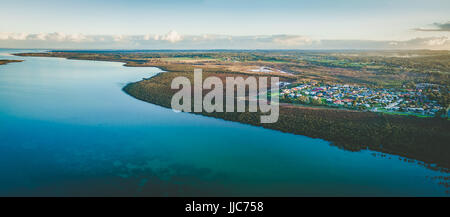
[0,59,23,65]
[124,70,450,171]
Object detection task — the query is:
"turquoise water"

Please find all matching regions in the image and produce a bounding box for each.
[0,49,447,196]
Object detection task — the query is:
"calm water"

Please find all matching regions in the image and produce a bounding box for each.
[0,49,447,196]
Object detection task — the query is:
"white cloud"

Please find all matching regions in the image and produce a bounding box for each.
[0,33,9,40]
[0,32,91,42]
[142,31,182,43]
[387,37,450,49]
[67,33,88,42]
[1,31,449,49]
[423,36,448,46]
[0,32,28,40]
[272,35,314,46]
[160,30,182,43]
[388,41,398,46]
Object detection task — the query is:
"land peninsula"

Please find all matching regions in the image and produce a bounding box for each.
[0,59,23,65]
[15,50,450,170]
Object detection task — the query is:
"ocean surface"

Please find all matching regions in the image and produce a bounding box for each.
[0,49,447,196]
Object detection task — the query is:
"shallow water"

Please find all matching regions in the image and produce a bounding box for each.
[0,49,447,196]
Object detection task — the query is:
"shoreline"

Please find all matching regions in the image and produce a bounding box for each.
[122,69,450,171]
[15,51,450,171]
[0,59,23,65]
[120,82,445,173]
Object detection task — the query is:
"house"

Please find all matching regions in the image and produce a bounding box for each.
[334,100,343,105]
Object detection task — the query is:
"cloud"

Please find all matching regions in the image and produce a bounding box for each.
[423,37,449,46]
[161,30,182,43]
[386,36,450,49]
[0,31,184,44]
[144,30,183,43]
[271,35,314,46]
[0,32,316,49]
[0,32,29,40]
[414,21,450,31]
[0,32,90,42]
[1,31,449,49]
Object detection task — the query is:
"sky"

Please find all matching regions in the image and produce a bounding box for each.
[1,0,449,49]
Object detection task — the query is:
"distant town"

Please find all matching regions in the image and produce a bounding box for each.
[279,82,446,117]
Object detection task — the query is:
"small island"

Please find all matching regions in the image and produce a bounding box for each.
[0,59,23,65]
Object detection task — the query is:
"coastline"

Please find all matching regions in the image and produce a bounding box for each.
[0,59,23,65]
[15,52,450,171]
[123,70,450,171]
